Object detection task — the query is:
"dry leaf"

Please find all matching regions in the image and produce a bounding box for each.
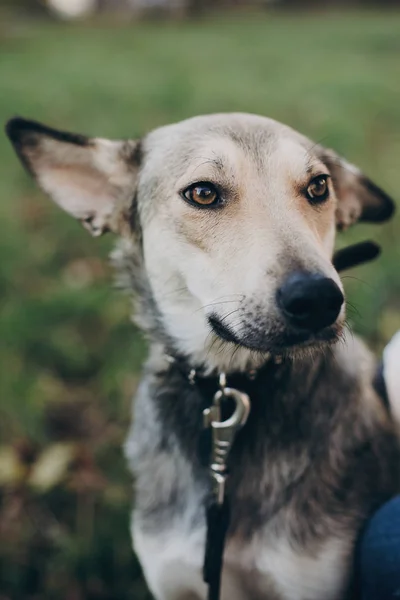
[28,443,76,492]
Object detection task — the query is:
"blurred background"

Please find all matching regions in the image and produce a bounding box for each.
[0,1,399,598]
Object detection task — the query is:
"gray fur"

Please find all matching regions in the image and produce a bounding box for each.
[126,336,399,589]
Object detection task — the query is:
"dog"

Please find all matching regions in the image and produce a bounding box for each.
[6,112,400,600]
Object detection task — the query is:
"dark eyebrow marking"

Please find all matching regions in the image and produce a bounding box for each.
[197,154,224,171]
[211,156,224,171]
[197,159,224,173]
[305,152,331,175]
[187,155,225,180]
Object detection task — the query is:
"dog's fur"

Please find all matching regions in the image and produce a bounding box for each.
[6,113,400,600]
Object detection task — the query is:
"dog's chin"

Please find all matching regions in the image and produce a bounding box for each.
[207,315,342,358]
[268,326,342,359]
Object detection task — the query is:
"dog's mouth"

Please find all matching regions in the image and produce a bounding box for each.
[207,315,243,346]
[207,314,341,355]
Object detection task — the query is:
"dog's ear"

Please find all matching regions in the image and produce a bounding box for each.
[6,117,140,237]
[317,147,395,230]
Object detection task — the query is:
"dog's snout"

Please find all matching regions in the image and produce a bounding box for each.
[277,272,344,332]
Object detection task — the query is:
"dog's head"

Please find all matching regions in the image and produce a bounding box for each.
[6,113,395,371]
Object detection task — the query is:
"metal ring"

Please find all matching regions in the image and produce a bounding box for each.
[212,388,250,429]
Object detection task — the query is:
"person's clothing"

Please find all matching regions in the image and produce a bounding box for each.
[357,496,400,600]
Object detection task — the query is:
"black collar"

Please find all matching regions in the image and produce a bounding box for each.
[164,351,286,414]
[166,349,269,383]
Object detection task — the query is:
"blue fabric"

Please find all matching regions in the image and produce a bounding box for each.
[357,496,400,599]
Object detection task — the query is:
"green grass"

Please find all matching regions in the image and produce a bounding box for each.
[0,9,400,599]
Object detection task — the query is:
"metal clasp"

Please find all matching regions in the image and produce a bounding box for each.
[203,373,250,504]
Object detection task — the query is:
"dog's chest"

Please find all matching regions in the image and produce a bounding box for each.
[128,355,397,600]
[133,512,352,600]
[130,436,353,600]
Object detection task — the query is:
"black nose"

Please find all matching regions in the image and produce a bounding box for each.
[277,272,344,332]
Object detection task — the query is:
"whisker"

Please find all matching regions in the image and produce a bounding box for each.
[194,300,240,315]
[344,320,355,343]
[194,295,244,314]
[219,308,242,324]
[346,300,361,318]
[229,344,243,370]
[341,275,377,293]
[162,286,189,298]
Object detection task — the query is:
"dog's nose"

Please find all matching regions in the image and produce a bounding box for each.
[277,272,344,332]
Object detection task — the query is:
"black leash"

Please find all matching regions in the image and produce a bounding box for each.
[201,374,250,600]
[199,239,382,600]
[203,497,231,600]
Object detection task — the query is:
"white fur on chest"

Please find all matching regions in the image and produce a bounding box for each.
[132,513,351,600]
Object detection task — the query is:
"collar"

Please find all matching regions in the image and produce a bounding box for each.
[164,351,282,390]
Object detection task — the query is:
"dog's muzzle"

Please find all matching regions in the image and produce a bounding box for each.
[208,271,344,353]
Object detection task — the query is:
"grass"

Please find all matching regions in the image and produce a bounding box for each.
[0,8,399,599]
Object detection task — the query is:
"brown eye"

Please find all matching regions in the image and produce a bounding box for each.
[182,182,221,208]
[306,175,330,203]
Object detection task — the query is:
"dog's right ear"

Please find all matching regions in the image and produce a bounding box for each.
[317,147,395,231]
[6,117,141,237]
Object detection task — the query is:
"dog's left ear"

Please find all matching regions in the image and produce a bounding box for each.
[318,148,395,230]
[6,117,140,237]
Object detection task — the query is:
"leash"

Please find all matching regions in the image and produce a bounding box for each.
[202,373,250,600]
[198,239,381,600]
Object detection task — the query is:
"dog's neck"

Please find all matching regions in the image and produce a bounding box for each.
[163,339,273,377]
[148,342,332,496]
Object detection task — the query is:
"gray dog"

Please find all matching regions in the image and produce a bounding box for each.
[6,113,400,600]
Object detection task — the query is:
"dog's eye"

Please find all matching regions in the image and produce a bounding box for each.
[182,182,220,208]
[306,175,330,203]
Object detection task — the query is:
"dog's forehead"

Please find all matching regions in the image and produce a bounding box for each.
[142,113,313,175]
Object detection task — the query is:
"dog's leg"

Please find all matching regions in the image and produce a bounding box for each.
[383,331,400,426]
